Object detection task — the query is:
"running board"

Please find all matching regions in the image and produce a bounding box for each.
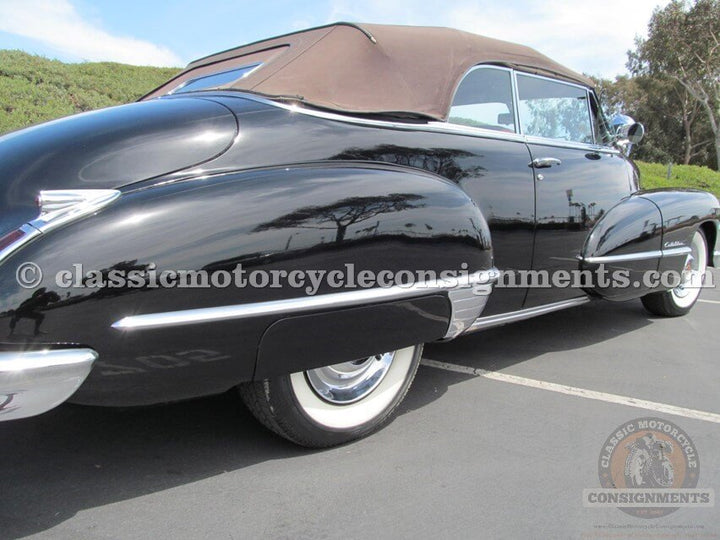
[463,296,591,335]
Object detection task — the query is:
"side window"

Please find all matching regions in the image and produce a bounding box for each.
[449,67,516,132]
[516,74,593,144]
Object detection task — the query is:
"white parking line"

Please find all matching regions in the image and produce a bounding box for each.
[421,358,720,424]
[698,299,720,304]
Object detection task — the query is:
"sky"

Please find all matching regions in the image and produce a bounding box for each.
[0,0,669,78]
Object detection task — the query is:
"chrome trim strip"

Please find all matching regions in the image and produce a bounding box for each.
[662,246,694,257]
[515,70,592,93]
[464,296,591,334]
[587,89,598,145]
[582,251,661,264]
[426,120,526,143]
[113,268,501,330]
[581,246,691,265]
[522,135,613,154]
[510,69,522,136]
[224,93,619,154]
[0,348,97,421]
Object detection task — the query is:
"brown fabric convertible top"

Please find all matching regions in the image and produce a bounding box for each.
[146,23,593,121]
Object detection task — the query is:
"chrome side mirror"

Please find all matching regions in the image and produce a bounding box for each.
[611,114,645,155]
[626,122,645,144]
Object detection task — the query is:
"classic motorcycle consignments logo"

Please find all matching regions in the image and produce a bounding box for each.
[584,417,714,518]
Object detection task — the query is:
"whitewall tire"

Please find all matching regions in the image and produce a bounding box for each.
[641,230,708,317]
[239,344,422,447]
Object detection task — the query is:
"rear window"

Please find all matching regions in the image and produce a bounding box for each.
[169,63,261,94]
[143,45,289,101]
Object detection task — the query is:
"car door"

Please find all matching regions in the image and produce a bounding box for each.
[445,66,536,316]
[515,73,636,307]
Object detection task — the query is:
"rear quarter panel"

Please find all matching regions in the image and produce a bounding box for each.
[0,163,490,405]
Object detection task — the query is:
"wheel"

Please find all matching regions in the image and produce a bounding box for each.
[239,345,423,447]
[641,230,708,317]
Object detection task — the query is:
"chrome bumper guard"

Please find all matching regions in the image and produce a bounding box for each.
[443,268,500,339]
[0,348,97,421]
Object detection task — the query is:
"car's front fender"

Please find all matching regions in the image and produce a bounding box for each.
[579,189,720,300]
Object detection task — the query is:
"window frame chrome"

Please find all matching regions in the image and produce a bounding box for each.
[512,70,596,146]
[446,64,520,135]
[440,65,617,154]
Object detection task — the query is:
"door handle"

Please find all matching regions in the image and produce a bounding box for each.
[530,157,562,169]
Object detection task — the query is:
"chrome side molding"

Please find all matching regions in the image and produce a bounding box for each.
[464,296,591,334]
[113,268,500,331]
[0,348,97,421]
[581,246,691,265]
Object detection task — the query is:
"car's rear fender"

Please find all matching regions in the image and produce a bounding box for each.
[0,162,494,406]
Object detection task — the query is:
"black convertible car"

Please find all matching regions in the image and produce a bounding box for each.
[0,23,718,447]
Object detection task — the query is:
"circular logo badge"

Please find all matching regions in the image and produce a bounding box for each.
[597,417,699,518]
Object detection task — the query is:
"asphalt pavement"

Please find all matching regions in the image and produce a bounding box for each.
[1,269,718,539]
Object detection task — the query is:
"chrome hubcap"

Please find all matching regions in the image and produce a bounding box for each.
[671,231,707,308]
[305,352,395,404]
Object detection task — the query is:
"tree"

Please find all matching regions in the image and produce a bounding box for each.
[252,194,425,244]
[629,0,720,170]
[593,74,714,165]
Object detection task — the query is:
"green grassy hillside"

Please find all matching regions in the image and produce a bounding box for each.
[0,50,179,134]
[636,161,720,198]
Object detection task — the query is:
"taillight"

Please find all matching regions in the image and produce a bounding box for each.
[0,225,40,263]
[0,189,120,265]
[0,229,27,252]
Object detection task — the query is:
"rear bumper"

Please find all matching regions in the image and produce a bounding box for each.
[0,348,97,421]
